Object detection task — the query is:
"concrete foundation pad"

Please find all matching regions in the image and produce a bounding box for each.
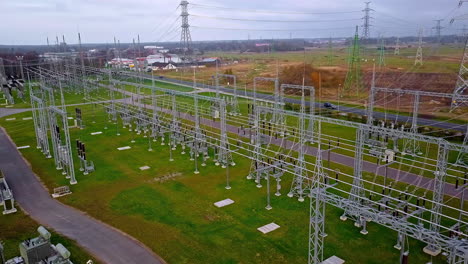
[139,166,150,171]
[423,245,441,256]
[17,145,30,150]
[117,146,131,151]
[322,256,345,264]
[257,223,280,234]
[214,198,234,208]
[2,208,17,215]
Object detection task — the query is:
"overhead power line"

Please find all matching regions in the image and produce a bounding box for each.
[191,14,361,23]
[190,2,361,15]
[191,25,355,32]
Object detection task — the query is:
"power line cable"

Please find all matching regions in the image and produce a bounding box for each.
[191,14,361,23]
[190,2,361,15]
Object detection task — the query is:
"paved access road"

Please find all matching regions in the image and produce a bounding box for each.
[0,126,165,264]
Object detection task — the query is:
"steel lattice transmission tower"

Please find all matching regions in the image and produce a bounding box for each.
[343,26,363,96]
[308,121,326,264]
[415,28,424,66]
[394,37,400,55]
[327,37,333,66]
[362,2,373,39]
[378,38,386,68]
[451,2,468,110]
[180,0,192,56]
[433,19,444,44]
[452,37,468,109]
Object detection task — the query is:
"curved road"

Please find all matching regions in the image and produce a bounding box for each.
[0,124,165,264]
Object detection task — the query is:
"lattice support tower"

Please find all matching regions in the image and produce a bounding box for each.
[215,73,240,116]
[423,141,449,256]
[340,126,366,223]
[362,2,373,39]
[343,26,364,96]
[180,0,192,59]
[308,120,327,264]
[281,84,315,141]
[456,125,468,167]
[394,37,400,55]
[415,28,424,66]
[378,38,386,68]
[29,80,51,158]
[288,85,312,202]
[451,37,468,110]
[215,100,235,168]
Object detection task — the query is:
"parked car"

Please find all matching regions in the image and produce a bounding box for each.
[323,102,337,110]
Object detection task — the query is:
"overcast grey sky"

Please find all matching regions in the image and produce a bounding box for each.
[0,0,464,45]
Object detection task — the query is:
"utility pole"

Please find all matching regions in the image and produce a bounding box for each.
[327,37,333,66]
[394,37,400,55]
[343,26,363,96]
[414,28,423,66]
[362,2,373,40]
[180,0,192,60]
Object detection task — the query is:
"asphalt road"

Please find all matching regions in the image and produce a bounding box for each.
[0,124,165,264]
[120,71,466,133]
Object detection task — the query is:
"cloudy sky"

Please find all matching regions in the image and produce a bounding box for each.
[0,0,465,45]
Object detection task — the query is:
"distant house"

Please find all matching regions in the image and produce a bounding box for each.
[148,62,178,71]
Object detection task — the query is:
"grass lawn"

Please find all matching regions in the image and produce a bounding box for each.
[0,100,451,264]
[0,209,98,263]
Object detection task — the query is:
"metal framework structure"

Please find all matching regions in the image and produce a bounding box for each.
[215,73,241,116]
[434,19,445,45]
[34,64,468,264]
[452,37,468,110]
[344,26,364,96]
[415,28,424,66]
[378,38,386,68]
[394,37,400,55]
[180,0,192,56]
[362,2,373,39]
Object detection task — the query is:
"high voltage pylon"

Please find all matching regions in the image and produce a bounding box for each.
[327,37,333,66]
[343,26,363,96]
[415,28,424,66]
[451,37,468,110]
[378,38,386,69]
[180,0,192,58]
[433,19,444,44]
[362,2,373,39]
[394,37,400,55]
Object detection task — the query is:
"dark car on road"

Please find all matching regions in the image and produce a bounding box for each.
[323,102,337,110]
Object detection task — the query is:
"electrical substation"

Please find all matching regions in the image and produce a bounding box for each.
[0,1,468,264]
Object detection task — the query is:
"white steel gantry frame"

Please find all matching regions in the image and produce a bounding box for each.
[40,66,468,263]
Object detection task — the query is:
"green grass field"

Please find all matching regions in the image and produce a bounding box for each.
[0,209,99,263]
[0,98,452,263]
